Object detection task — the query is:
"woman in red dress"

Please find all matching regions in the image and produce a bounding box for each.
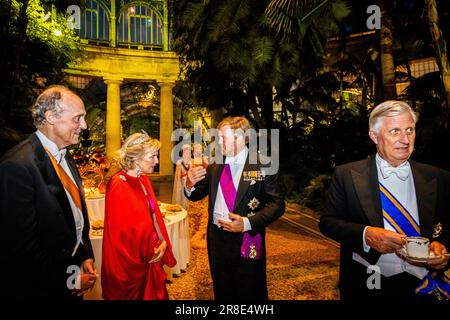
[101,132,176,300]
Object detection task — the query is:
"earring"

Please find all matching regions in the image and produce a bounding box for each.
[135,163,142,176]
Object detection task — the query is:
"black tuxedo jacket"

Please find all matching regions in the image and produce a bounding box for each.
[186,152,285,246]
[0,133,94,299]
[319,155,450,296]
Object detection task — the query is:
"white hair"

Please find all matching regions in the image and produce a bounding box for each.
[369,100,418,134]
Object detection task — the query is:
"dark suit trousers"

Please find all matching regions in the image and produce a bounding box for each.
[208,224,268,301]
[340,261,436,302]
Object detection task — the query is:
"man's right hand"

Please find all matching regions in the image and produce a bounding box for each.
[365,226,407,253]
[185,166,207,189]
[72,273,97,296]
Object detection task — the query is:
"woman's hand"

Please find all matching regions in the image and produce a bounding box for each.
[149,240,167,264]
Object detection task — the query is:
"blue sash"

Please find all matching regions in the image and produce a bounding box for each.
[380,183,450,300]
[416,272,450,300]
[379,182,420,236]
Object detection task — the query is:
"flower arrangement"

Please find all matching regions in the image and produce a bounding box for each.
[72,147,112,195]
[87,150,110,193]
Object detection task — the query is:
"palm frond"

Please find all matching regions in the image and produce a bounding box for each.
[207,0,250,42]
[252,36,275,66]
[265,0,349,41]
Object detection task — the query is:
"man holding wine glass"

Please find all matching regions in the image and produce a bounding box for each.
[184,116,284,301]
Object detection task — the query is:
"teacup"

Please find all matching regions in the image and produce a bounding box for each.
[405,236,430,258]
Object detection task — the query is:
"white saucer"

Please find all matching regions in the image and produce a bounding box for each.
[396,247,442,264]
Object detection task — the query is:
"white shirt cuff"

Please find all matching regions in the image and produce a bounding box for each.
[243,217,252,232]
[362,226,371,252]
[185,186,195,197]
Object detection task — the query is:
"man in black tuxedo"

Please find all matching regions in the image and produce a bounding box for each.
[185,116,285,301]
[320,100,450,301]
[0,85,96,299]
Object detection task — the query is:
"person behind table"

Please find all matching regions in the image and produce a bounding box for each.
[319,100,450,301]
[101,131,176,300]
[0,85,96,299]
[184,116,285,301]
[172,143,192,209]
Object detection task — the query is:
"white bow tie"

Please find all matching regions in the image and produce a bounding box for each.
[380,162,411,181]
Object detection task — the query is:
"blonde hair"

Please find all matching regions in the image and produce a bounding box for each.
[217,116,252,143]
[369,100,418,134]
[217,116,252,132]
[118,132,161,170]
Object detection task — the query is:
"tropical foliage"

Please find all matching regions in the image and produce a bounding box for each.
[0,0,84,150]
[172,0,450,206]
[172,0,350,129]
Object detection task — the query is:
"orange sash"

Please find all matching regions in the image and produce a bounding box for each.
[45,149,82,211]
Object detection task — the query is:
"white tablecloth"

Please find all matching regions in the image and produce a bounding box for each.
[163,209,190,275]
[85,195,105,221]
[84,197,190,300]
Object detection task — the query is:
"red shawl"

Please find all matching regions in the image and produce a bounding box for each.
[101,171,177,300]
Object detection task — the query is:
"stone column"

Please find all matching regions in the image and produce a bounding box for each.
[110,0,117,47]
[158,81,175,176]
[104,78,123,158]
[163,0,169,51]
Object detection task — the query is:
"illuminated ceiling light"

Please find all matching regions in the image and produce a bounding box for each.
[129,7,135,14]
[53,29,62,36]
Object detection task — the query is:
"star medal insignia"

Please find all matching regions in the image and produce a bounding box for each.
[248,197,260,211]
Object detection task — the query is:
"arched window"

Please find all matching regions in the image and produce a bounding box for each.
[78,0,110,44]
[118,2,163,49]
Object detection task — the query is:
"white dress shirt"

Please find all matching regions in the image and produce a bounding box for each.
[212,147,251,231]
[353,153,427,279]
[186,146,252,232]
[36,130,84,256]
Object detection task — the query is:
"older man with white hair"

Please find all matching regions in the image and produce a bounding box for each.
[0,85,96,299]
[320,100,450,301]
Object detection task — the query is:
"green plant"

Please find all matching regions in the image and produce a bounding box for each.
[298,174,332,210]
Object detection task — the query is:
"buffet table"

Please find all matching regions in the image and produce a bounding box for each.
[84,195,190,300]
